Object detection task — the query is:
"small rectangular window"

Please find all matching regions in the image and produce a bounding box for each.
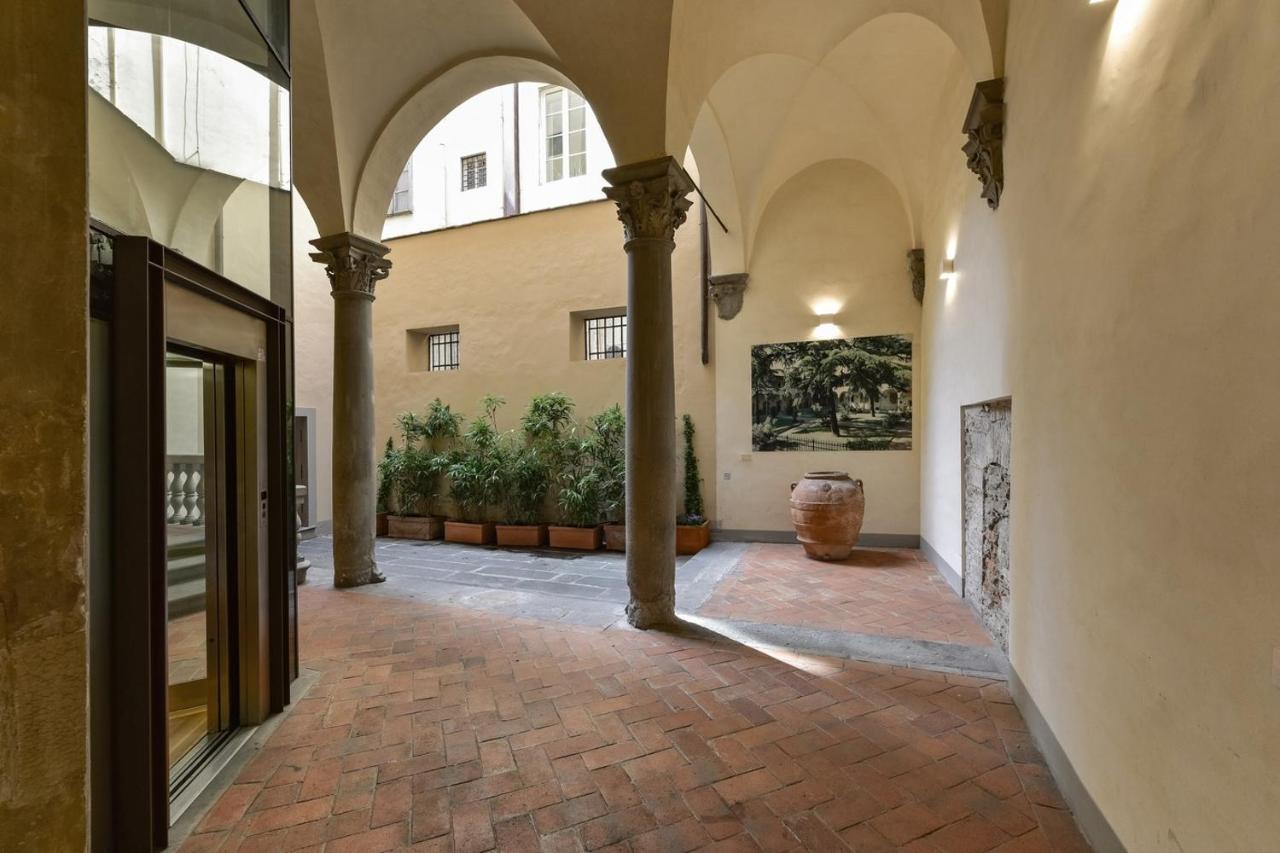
[542,86,588,183]
[461,153,487,191]
[388,161,413,214]
[584,314,627,360]
[428,330,460,371]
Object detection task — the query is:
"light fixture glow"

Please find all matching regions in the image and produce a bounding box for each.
[940,259,957,281]
[810,298,843,317]
[813,315,840,340]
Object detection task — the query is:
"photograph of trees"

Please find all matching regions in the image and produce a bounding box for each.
[751,334,912,452]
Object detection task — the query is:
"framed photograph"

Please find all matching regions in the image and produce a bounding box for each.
[751,334,912,451]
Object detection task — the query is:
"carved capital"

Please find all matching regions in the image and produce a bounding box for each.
[708,272,749,320]
[602,156,694,244]
[961,78,1005,210]
[907,249,925,303]
[309,232,392,300]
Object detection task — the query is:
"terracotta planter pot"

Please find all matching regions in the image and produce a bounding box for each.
[376,512,389,537]
[444,521,495,545]
[603,523,626,552]
[495,524,547,548]
[789,472,865,561]
[548,525,603,551]
[676,521,711,556]
[388,515,443,540]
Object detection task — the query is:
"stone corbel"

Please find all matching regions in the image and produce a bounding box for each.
[708,273,749,320]
[907,249,925,303]
[962,78,1005,210]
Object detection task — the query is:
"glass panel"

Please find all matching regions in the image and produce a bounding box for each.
[165,354,218,770]
[548,157,564,182]
[569,152,587,178]
[568,106,585,132]
[240,0,290,67]
[87,1,290,301]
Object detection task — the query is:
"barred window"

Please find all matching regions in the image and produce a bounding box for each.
[388,160,413,214]
[461,153,486,191]
[585,314,627,360]
[428,330,460,371]
[541,86,587,182]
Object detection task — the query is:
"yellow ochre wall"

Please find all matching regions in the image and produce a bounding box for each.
[371,196,718,522]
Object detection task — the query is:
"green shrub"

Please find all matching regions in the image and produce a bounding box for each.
[556,435,604,527]
[376,437,395,513]
[589,405,625,523]
[680,414,704,524]
[445,399,505,522]
[499,443,550,525]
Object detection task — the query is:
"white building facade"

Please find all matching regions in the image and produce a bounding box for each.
[381,83,615,239]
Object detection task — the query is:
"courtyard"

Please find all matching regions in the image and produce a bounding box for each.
[174,540,1087,852]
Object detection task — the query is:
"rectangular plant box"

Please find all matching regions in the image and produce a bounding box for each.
[548,525,603,551]
[495,524,547,548]
[388,515,442,540]
[444,520,495,545]
[376,512,389,537]
[676,521,711,556]
[603,523,625,552]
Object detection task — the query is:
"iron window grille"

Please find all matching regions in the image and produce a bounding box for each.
[428,330,460,371]
[585,314,627,360]
[461,153,487,191]
[388,161,413,214]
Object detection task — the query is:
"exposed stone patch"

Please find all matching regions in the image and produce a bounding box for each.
[962,400,1012,652]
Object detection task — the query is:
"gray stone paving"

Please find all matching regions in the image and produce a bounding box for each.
[297,534,1007,676]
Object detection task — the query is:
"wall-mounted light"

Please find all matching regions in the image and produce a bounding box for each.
[814,314,840,340]
[940,259,957,281]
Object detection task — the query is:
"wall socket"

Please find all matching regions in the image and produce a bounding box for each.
[722,472,731,480]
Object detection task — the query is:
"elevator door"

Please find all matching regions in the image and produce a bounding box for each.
[165,352,234,785]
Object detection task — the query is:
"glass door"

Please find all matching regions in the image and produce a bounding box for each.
[165,352,234,786]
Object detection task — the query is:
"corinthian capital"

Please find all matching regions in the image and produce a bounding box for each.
[309,232,392,300]
[602,156,694,244]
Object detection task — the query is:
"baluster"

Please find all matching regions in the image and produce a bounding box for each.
[193,462,205,527]
[173,467,190,524]
[166,467,177,523]
[184,465,202,526]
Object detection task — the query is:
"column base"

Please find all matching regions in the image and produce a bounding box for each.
[334,564,386,588]
[625,595,676,630]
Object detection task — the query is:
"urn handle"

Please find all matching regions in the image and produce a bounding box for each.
[789,481,797,492]
[855,479,864,488]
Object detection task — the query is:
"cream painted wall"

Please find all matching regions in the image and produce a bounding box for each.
[917,2,1280,848]
[370,196,717,522]
[715,159,920,536]
[293,194,335,529]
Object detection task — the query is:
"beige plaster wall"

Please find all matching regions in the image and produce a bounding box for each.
[918,1,1280,848]
[293,194,335,528]
[369,197,717,521]
[714,159,921,535]
[0,2,89,849]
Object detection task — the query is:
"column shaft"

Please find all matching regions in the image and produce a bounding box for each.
[331,290,378,587]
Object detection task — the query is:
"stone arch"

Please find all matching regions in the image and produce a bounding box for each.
[351,54,620,238]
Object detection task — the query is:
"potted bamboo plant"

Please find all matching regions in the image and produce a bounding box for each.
[548,432,604,550]
[494,442,550,548]
[376,437,394,536]
[676,413,711,555]
[592,405,627,552]
[444,396,503,545]
[387,400,459,540]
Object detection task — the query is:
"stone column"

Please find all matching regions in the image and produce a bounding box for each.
[309,233,391,587]
[603,157,693,628]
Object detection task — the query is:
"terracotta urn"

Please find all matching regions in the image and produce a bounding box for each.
[789,472,865,561]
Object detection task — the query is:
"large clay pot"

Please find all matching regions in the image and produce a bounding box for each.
[789,472,865,561]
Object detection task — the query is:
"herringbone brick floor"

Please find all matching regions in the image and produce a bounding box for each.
[698,546,992,648]
[179,581,1087,852]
